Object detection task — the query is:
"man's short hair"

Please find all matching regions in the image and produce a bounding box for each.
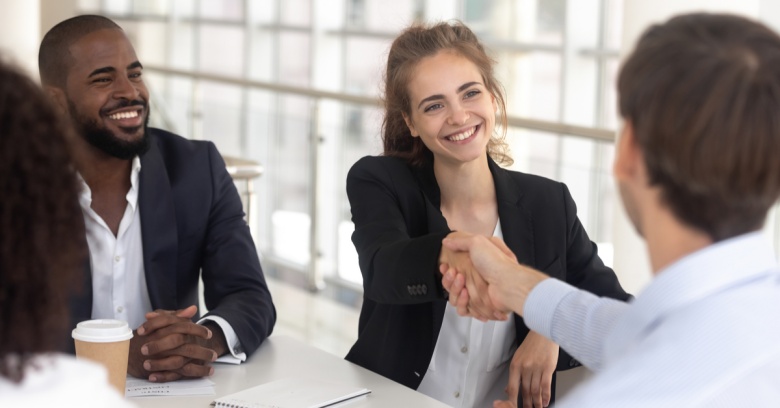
[618,13,780,241]
[38,15,121,87]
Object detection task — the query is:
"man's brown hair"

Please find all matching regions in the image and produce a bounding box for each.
[618,13,780,241]
[38,14,121,87]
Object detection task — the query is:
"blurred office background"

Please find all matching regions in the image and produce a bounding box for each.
[2,0,780,398]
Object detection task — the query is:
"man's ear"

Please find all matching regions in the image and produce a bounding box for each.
[402,112,419,137]
[613,120,643,183]
[44,86,69,116]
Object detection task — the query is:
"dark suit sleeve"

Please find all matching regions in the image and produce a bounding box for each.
[200,142,276,356]
[347,157,449,304]
[560,184,630,301]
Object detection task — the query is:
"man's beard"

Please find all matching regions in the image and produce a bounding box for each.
[68,98,151,160]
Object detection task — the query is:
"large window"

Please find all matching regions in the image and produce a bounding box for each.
[77,0,624,290]
[83,0,780,295]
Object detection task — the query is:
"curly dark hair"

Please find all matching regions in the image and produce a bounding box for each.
[0,59,86,382]
[382,21,511,167]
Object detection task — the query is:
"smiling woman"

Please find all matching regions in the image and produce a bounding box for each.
[344,21,631,408]
[402,51,497,168]
[382,23,510,168]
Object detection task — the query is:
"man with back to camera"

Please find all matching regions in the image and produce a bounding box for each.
[440,13,780,406]
[38,15,276,383]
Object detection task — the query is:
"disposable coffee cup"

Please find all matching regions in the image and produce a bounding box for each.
[72,319,133,396]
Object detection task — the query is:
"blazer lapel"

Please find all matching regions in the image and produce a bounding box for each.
[73,213,93,322]
[413,160,450,233]
[413,157,535,266]
[489,158,537,339]
[489,158,535,268]
[138,134,178,310]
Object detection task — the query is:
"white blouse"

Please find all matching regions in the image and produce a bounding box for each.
[417,221,517,407]
[0,353,135,407]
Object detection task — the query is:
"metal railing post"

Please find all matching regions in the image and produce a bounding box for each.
[308,100,325,291]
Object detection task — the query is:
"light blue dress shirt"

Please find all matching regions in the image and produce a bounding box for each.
[525,232,780,407]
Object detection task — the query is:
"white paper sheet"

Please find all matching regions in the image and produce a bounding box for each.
[212,377,370,408]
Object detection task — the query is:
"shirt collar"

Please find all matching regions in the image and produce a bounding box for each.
[76,156,143,211]
[605,232,779,362]
[641,232,777,305]
[76,172,91,211]
[126,156,142,211]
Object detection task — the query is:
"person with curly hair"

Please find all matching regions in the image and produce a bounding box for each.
[345,21,630,407]
[0,59,134,406]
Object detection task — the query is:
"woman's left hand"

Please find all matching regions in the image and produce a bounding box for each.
[495,331,558,408]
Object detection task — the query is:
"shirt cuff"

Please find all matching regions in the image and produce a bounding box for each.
[198,315,246,364]
[523,278,578,339]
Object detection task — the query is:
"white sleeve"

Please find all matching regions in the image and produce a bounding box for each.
[198,315,246,364]
[523,278,630,371]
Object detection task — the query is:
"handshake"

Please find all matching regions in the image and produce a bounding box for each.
[439,231,559,408]
[438,231,550,321]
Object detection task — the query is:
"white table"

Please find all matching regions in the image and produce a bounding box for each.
[130,335,448,407]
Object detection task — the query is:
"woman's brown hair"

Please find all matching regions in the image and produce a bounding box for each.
[0,59,85,382]
[382,21,512,167]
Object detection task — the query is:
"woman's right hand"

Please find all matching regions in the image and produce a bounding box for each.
[439,232,508,321]
[440,235,519,320]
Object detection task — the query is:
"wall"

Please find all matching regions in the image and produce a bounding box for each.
[0,0,40,76]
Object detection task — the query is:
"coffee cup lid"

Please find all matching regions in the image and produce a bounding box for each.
[72,319,133,343]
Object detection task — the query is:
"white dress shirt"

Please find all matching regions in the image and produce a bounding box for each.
[524,232,780,407]
[80,157,151,330]
[0,353,135,407]
[78,157,245,362]
[418,221,517,407]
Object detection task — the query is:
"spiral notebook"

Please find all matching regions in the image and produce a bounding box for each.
[211,377,371,408]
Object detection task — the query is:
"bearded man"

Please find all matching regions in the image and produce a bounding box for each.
[39,14,276,383]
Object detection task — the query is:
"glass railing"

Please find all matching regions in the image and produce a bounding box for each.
[145,67,780,295]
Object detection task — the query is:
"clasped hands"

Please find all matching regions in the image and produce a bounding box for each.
[438,231,516,321]
[439,231,549,318]
[439,231,556,408]
[128,305,228,383]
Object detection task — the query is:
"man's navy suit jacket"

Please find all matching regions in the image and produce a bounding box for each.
[70,128,275,357]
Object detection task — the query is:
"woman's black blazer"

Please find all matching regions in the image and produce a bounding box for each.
[344,154,630,392]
